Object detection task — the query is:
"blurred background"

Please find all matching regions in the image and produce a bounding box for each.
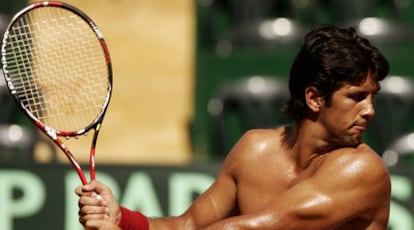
[2,0,414,165]
[0,0,196,164]
[2,0,414,229]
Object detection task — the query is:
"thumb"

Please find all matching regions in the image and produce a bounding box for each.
[90,180,111,195]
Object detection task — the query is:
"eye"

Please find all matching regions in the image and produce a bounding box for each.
[350,93,366,102]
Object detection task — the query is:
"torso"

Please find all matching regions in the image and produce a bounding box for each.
[226,127,389,230]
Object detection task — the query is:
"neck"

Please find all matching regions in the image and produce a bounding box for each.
[282,121,334,170]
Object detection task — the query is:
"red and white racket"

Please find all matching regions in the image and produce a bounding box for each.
[1,1,112,185]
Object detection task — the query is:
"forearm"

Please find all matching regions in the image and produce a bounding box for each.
[196,208,332,230]
[198,213,279,230]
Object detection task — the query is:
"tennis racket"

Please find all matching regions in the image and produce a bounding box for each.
[1,1,112,185]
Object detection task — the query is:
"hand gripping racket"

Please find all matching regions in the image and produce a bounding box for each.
[1,1,112,185]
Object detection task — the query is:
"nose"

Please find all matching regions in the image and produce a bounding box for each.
[361,97,375,118]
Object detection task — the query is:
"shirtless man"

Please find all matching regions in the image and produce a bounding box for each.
[76,24,391,229]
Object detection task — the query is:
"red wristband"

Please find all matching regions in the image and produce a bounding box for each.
[119,206,149,230]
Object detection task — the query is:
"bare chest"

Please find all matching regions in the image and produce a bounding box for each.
[235,155,325,214]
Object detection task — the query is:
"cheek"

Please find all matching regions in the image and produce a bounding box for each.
[325,98,357,117]
[320,106,353,128]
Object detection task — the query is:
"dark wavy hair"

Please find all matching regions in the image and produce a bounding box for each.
[283,24,389,122]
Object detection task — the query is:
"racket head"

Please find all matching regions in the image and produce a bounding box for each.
[1,1,112,137]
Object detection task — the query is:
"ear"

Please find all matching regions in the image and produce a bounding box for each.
[305,86,323,112]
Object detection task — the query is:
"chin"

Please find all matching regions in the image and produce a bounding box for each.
[345,136,362,146]
[337,133,361,147]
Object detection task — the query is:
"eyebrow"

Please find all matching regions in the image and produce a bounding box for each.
[343,82,380,94]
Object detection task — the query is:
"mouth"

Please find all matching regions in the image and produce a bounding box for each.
[352,124,368,132]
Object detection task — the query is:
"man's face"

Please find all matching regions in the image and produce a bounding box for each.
[319,73,380,146]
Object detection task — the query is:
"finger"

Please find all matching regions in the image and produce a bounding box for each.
[79,210,110,227]
[79,204,108,216]
[75,184,95,196]
[84,219,103,230]
[75,188,96,197]
[79,194,105,206]
[81,212,108,221]
[82,182,97,193]
[91,180,111,195]
[85,219,121,230]
[75,186,83,196]
[79,201,106,217]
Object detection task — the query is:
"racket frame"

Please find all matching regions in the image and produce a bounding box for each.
[1,1,113,185]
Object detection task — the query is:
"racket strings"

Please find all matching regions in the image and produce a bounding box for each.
[3,7,110,133]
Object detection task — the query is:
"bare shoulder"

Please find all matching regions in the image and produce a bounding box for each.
[221,127,285,172]
[320,143,391,205]
[225,127,284,159]
[317,144,391,224]
[323,144,390,179]
[238,127,284,143]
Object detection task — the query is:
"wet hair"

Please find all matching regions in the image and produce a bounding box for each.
[283,24,389,122]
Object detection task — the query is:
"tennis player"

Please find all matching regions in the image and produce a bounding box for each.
[76,24,391,229]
